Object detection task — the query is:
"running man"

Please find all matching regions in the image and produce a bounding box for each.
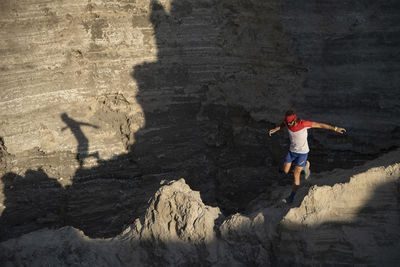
[268,110,346,203]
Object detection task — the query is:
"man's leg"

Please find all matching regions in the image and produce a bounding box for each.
[303,161,311,180]
[293,166,302,189]
[278,161,292,186]
[283,165,303,203]
[283,162,292,174]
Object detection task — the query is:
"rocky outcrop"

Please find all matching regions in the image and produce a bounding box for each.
[1,149,399,266]
[278,163,400,265]
[120,178,222,265]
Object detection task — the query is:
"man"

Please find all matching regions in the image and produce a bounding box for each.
[268,110,346,203]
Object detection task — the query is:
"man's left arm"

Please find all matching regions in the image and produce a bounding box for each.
[311,122,346,134]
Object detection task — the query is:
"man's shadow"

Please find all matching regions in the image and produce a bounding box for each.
[61,113,100,168]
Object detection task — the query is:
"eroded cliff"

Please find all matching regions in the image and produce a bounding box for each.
[0,0,399,261]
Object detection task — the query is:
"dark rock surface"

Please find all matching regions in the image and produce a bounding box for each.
[281,0,400,153]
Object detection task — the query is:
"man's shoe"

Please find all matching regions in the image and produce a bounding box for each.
[303,165,311,180]
[282,192,295,204]
[282,197,293,204]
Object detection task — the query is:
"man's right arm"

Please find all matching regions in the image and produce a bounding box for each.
[269,121,286,136]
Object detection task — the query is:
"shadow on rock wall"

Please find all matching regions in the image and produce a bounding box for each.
[131,0,271,213]
[0,170,65,241]
[0,112,146,241]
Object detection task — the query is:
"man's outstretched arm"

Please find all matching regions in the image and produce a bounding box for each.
[312,122,346,134]
[80,122,100,129]
[269,121,286,136]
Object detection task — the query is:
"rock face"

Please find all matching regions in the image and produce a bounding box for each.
[281,0,400,155]
[0,0,400,260]
[1,150,399,266]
